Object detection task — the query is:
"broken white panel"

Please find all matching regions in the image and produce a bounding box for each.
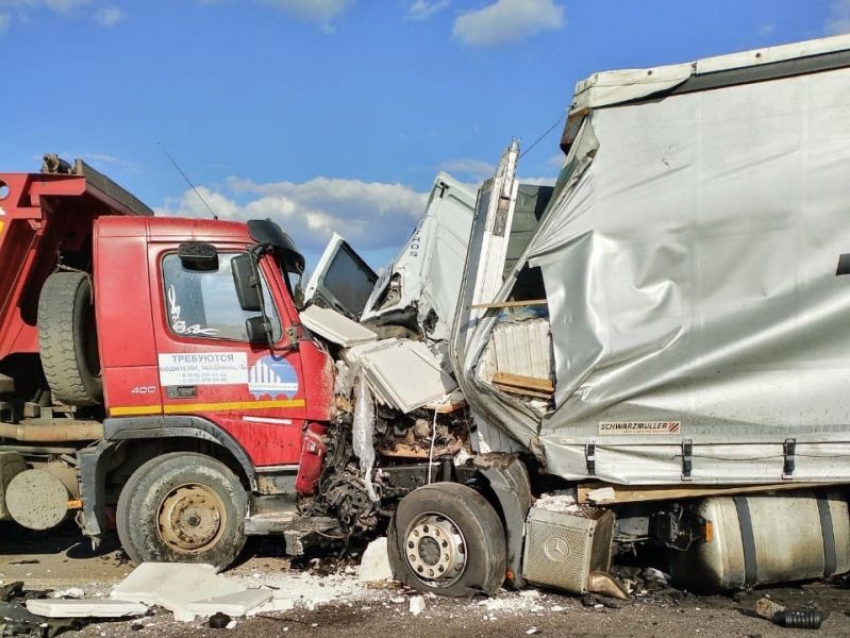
[26,599,148,618]
[468,140,520,326]
[355,340,458,413]
[353,375,378,502]
[110,562,245,621]
[480,318,552,383]
[186,589,274,617]
[361,172,476,342]
[343,339,400,406]
[301,304,377,347]
[303,232,377,320]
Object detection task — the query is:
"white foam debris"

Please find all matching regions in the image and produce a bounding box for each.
[187,589,274,617]
[409,595,425,616]
[359,537,394,584]
[232,568,375,613]
[26,599,148,618]
[534,490,581,513]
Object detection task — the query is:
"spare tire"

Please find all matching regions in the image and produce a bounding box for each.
[38,271,103,406]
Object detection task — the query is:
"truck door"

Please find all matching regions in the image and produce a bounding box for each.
[152,246,307,468]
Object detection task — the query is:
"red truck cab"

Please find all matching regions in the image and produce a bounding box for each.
[84,216,336,566]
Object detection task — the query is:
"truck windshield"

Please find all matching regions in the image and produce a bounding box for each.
[162,252,282,342]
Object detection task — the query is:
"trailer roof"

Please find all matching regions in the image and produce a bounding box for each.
[572,33,850,112]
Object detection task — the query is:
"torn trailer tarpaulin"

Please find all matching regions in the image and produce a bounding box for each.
[453,34,850,485]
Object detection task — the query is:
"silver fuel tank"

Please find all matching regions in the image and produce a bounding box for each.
[669,489,850,591]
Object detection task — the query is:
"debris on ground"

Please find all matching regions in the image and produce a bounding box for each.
[208,612,231,629]
[359,537,394,584]
[580,593,624,609]
[754,596,827,629]
[0,581,24,602]
[0,589,80,637]
[773,609,826,629]
[409,595,425,616]
[187,589,273,617]
[25,598,148,618]
[110,563,246,622]
[754,596,786,621]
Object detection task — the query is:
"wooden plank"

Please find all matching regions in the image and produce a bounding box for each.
[469,299,548,310]
[492,371,554,393]
[576,481,835,505]
[422,399,467,414]
[493,383,552,400]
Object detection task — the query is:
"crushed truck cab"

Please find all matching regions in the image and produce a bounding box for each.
[5,31,850,603]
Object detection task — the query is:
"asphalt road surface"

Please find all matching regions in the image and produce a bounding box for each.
[1,523,848,638]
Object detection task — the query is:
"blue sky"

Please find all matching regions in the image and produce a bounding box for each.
[1,0,847,269]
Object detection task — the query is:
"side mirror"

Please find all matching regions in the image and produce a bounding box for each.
[232,253,262,312]
[245,316,272,344]
[178,242,218,271]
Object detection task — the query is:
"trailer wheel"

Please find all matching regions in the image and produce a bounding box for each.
[388,483,506,596]
[116,453,247,571]
[38,271,102,406]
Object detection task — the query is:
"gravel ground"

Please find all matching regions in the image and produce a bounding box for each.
[2,523,849,638]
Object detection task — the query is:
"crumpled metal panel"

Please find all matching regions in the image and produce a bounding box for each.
[361,172,475,344]
[457,64,850,485]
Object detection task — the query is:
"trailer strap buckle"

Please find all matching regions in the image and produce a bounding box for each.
[585,441,596,476]
[783,438,797,479]
[681,439,693,480]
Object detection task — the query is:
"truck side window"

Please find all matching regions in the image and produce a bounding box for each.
[162,253,282,342]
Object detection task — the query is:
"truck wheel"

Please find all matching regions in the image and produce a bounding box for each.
[117,453,247,571]
[38,271,102,406]
[387,482,506,596]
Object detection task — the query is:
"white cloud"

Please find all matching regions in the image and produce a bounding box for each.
[44,0,88,11]
[0,0,91,12]
[93,5,124,26]
[440,158,495,180]
[405,0,449,21]
[453,0,565,47]
[158,176,428,253]
[0,0,90,31]
[758,23,775,37]
[826,0,850,34]
[261,0,351,27]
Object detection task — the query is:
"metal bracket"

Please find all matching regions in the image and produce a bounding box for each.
[681,439,693,480]
[286,326,299,348]
[783,438,797,479]
[585,441,596,476]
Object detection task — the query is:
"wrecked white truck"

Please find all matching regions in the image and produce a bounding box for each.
[308,33,850,598]
[2,33,850,602]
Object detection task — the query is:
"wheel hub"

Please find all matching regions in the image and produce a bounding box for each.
[405,514,466,586]
[158,484,226,553]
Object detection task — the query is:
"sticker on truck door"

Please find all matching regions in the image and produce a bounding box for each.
[248,355,299,399]
[158,352,248,386]
[598,421,681,435]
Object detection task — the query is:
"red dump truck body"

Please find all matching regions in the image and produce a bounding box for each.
[0,160,152,377]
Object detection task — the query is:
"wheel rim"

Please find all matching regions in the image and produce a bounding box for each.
[157,483,227,554]
[403,513,467,588]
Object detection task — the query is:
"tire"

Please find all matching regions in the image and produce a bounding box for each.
[117,453,248,571]
[38,271,102,406]
[388,482,506,597]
